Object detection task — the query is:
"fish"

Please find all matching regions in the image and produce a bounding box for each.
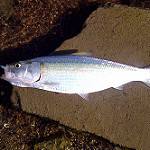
[1,52,150,100]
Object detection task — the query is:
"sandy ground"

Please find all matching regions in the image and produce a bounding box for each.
[10,4,150,150]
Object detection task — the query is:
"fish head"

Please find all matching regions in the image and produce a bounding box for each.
[2,61,41,85]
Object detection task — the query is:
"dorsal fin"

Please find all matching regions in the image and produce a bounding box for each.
[50,50,78,56]
[50,50,92,57]
[71,51,92,57]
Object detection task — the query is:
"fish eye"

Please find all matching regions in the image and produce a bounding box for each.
[15,63,21,68]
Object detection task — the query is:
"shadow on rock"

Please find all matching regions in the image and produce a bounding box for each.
[0,66,13,108]
[0,78,13,108]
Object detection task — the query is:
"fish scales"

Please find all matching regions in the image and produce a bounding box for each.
[34,56,145,93]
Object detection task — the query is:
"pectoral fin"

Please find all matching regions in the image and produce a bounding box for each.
[38,82,59,91]
[41,82,59,86]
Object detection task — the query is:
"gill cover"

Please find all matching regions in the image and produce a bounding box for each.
[3,61,41,84]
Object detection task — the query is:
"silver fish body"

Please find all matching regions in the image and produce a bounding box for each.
[1,55,150,100]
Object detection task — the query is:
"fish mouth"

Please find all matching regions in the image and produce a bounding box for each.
[1,66,5,69]
[2,71,14,79]
[0,66,13,79]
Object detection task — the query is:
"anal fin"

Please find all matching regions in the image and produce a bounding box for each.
[144,81,150,87]
[114,85,123,91]
[78,93,89,100]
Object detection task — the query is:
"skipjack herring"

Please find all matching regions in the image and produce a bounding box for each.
[1,53,150,100]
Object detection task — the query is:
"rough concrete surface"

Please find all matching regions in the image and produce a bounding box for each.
[11,5,150,150]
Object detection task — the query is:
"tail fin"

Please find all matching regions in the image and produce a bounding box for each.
[144,66,150,87]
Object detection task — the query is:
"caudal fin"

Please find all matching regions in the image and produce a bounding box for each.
[144,66,150,87]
